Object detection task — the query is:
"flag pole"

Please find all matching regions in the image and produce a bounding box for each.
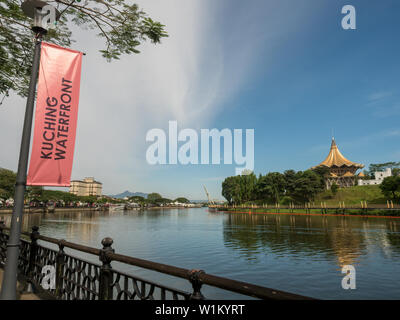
[0,34,42,301]
[0,0,59,300]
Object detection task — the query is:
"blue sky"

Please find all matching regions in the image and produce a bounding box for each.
[1,0,399,200]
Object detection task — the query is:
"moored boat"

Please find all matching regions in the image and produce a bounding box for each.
[109,204,125,211]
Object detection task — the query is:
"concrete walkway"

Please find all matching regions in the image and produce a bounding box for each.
[0,269,40,300]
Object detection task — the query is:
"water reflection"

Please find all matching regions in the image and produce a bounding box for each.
[2,209,400,299]
[223,213,400,268]
[0,208,192,244]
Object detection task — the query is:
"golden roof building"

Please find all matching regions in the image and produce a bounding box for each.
[312,138,364,189]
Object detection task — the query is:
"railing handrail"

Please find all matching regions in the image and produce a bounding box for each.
[105,251,309,300]
[0,223,314,300]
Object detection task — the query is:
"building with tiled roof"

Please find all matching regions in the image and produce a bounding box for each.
[312,138,364,189]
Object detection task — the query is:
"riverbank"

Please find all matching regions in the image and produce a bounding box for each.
[0,207,97,214]
[214,206,400,218]
[0,205,203,214]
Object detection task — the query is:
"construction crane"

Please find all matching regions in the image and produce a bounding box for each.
[203,185,215,205]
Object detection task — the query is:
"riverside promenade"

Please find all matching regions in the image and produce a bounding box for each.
[209,203,400,217]
[0,207,97,214]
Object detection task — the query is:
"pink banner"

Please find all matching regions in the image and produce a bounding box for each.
[27,42,83,187]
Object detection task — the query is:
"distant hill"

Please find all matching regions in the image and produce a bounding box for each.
[110,191,148,199]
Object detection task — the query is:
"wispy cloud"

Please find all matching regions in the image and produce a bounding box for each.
[0,0,321,198]
[365,90,400,118]
[367,91,392,103]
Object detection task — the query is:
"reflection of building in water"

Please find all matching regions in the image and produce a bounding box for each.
[222,213,373,267]
[70,177,102,196]
[1,211,101,244]
[64,212,100,243]
[327,219,365,267]
[311,138,364,189]
[0,213,42,233]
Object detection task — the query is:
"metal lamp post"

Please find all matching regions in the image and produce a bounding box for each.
[0,0,60,300]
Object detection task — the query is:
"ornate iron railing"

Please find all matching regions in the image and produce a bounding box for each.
[0,221,313,300]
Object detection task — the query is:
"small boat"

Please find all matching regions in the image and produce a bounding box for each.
[109,204,125,212]
[29,207,46,213]
[46,203,55,213]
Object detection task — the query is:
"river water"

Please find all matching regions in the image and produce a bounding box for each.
[1,207,400,299]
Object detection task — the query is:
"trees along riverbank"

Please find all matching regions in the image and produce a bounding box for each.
[1,168,195,209]
[221,166,400,216]
[222,168,328,206]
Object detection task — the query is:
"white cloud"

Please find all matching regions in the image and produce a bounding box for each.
[0,0,317,198]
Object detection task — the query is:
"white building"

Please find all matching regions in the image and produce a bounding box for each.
[70,177,102,196]
[358,168,392,186]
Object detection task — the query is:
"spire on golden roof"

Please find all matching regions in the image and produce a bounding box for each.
[312,138,364,169]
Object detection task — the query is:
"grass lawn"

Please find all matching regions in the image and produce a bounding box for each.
[314,185,387,206]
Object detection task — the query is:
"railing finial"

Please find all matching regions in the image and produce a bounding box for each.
[100,237,114,264]
[188,269,205,300]
[30,225,40,242]
[101,237,113,248]
[99,237,114,300]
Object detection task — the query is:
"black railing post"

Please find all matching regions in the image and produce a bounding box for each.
[28,226,40,270]
[99,237,114,300]
[188,269,205,300]
[55,240,66,299]
[26,226,40,292]
[0,220,4,238]
[0,220,6,265]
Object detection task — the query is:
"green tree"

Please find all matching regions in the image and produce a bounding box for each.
[155,198,172,205]
[256,172,285,203]
[291,170,324,203]
[222,176,237,205]
[1,0,168,97]
[392,168,400,177]
[280,196,294,205]
[380,176,400,200]
[147,193,162,202]
[283,170,297,196]
[221,173,257,205]
[80,195,97,204]
[129,195,145,203]
[26,186,43,198]
[238,173,257,204]
[174,197,190,203]
[361,170,373,179]
[311,166,329,190]
[0,168,16,198]
[311,166,330,180]
[369,162,400,173]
